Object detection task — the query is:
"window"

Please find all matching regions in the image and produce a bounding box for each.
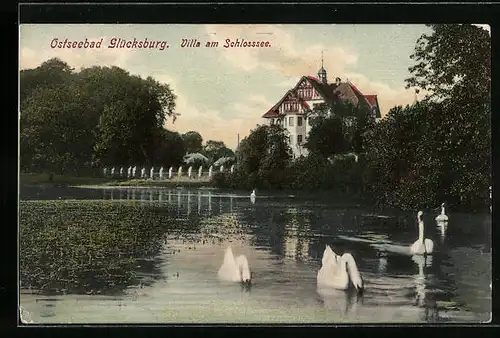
[289,116,294,126]
[297,135,303,145]
[284,117,287,127]
[297,116,303,126]
[270,119,274,125]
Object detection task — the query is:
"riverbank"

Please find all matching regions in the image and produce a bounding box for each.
[20,173,113,187]
[110,177,214,188]
[20,173,216,189]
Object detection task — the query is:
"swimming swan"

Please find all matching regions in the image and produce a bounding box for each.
[410,211,434,255]
[19,306,34,324]
[435,203,449,222]
[317,245,363,293]
[250,189,256,203]
[218,247,251,285]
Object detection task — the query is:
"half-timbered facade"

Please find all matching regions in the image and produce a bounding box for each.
[262,64,381,158]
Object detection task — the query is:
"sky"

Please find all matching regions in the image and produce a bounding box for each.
[19,24,490,150]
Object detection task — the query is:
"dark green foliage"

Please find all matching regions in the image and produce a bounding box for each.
[305,115,348,157]
[363,24,491,211]
[304,100,373,157]
[153,129,186,167]
[202,140,235,164]
[362,99,490,211]
[233,124,292,190]
[20,59,180,174]
[181,131,203,154]
[405,24,491,103]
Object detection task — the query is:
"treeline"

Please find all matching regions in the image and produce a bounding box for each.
[215,24,491,211]
[20,59,234,175]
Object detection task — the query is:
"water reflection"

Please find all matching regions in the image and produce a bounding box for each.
[317,286,360,315]
[283,208,312,261]
[437,221,447,243]
[98,188,244,218]
[377,251,388,274]
[19,186,491,323]
[411,255,432,307]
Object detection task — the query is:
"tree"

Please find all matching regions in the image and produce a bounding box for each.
[182,131,203,154]
[153,129,185,167]
[203,140,235,163]
[237,124,292,189]
[258,124,293,188]
[403,24,491,210]
[238,125,269,174]
[20,58,75,103]
[405,24,491,103]
[362,103,435,209]
[20,60,178,173]
[20,85,92,173]
[304,103,348,158]
[93,71,177,166]
[364,99,491,210]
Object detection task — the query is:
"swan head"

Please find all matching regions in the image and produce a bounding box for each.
[241,267,251,284]
[236,255,251,284]
[441,202,445,208]
[417,211,423,221]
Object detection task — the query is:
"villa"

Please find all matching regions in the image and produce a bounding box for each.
[262,60,381,158]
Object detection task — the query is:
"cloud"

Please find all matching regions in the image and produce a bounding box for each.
[19,36,133,70]
[18,34,260,150]
[344,72,419,117]
[205,24,421,116]
[156,73,264,150]
[205,24,358,78]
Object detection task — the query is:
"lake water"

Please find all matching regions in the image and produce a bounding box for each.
[19,186,492,324]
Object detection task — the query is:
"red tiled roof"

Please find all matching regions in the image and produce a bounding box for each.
[307,75,320,82]
[263,75,381,119]
[262,109,279,118]
[364,94,378,106]
[345,82,381,117]
[349,82,364,97]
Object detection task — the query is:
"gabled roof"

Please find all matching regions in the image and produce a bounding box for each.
[363,94,381,118]
[262,88,311,118]
[364,94,377,106]
[263,75,381,119]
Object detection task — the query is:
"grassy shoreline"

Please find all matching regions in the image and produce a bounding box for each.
[20,173,216,188]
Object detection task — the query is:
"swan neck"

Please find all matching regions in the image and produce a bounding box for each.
[418,221,424,243]
[441,206,445,215]
[343,254,362,289]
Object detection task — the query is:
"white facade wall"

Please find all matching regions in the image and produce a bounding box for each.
[266,99,328,159]
[266,78,332,159]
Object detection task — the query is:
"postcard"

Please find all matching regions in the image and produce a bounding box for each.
[18,22,492,325]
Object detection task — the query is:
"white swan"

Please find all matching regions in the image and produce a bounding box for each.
[217,246,251,284]
[410,211,434,255]
[490,186,492,212]
[435,203,448,222]
[317,245,363,293]
[19,306,34,324]
[250,189,256,204]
